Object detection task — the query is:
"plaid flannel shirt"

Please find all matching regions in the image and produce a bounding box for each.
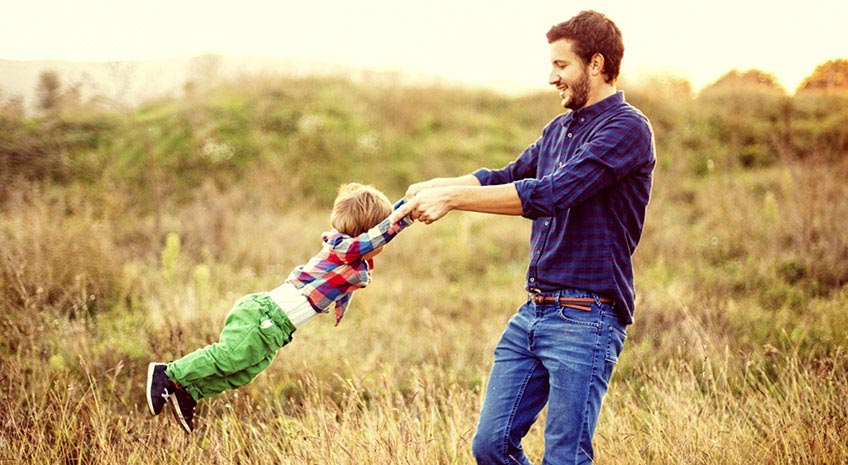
[286,202,413,325]
[473,92,655,324]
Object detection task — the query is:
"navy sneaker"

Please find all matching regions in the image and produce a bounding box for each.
[146,363,175,416]
[167,385,198,433]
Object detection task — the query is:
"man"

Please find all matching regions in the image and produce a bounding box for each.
[390,10,655,465]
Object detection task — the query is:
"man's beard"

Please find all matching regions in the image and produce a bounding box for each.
[564,67,591,110]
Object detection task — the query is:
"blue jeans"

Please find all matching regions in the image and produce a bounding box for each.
[472,289,626,465]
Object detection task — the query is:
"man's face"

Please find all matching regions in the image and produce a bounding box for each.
[548,39,591,110]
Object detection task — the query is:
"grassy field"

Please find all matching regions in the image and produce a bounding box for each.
[1,76,847,464]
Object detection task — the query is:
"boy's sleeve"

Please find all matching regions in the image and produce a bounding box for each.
[390,199,415,229]
[329,199,414,263]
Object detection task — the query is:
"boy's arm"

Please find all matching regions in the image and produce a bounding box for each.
[330,200,414,263]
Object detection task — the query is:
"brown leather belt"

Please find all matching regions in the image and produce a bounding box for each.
[531,294,612,312]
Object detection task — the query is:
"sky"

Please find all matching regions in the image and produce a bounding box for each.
[2,0,847,93]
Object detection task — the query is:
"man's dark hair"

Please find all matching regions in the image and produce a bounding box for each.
[546,10,624,84]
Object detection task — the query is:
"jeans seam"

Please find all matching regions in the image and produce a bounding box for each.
[502,358,541,464]
[602,310,627,338]
[576,325,602,464]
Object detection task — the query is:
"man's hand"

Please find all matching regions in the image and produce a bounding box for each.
[404,179,438,200]
[390,187,456,225]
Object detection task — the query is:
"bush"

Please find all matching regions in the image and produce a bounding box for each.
[0,189,125,321]
[789,91,848,160]
[695,88,792,170]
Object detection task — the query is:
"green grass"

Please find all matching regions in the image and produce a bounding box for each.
[1,76,847,464]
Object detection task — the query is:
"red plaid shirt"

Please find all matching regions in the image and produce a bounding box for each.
[286,211,413,325]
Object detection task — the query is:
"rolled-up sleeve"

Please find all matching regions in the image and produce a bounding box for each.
[515,115,653,219]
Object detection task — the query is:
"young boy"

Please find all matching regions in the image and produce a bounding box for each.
[146,183,413,433]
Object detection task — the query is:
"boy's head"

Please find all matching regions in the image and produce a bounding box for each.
[331,183,393,237]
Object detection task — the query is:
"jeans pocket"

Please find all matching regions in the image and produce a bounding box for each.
[557,305,602,329]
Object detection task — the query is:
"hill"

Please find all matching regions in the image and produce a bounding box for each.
[0,55,458,113]
[1,76,847,463]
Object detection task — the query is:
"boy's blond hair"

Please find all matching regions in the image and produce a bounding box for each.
[331,183,393,237]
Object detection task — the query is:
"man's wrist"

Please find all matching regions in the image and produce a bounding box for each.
[434,175,481,189]
[443,185,464,211]
[430,177,458,189]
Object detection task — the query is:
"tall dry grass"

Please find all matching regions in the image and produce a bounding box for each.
[2,78,847,464]
[3,162,847,463]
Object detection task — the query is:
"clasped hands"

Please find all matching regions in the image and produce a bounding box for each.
[389,181,456,226]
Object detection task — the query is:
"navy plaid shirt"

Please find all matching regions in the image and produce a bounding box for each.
[473,92,655,324]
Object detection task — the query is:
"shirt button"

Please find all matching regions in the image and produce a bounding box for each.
[567,132,573,138]
[544,221,549,226]
[530,277,535,282]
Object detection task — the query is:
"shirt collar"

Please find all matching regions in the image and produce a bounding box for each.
[562,91,625,126]
[323,229,345,244]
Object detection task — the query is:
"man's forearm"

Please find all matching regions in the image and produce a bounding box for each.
[444,183,524,216]
[405,174,482,198]
[394,175,524,225]
[429,174,482,188]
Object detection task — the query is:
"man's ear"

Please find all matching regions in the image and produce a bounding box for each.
[590,53,605,76]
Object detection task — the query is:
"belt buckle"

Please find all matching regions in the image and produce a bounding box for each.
[528,289,546,305]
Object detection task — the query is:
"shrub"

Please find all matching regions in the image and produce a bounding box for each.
[0,189,124,320]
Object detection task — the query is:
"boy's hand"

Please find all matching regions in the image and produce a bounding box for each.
[389,202,414,228]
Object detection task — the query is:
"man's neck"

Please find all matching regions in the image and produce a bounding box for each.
[583,83,617,109]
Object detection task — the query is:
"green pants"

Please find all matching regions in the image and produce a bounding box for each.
[167,293,297,401]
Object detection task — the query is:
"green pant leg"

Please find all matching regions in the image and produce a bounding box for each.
[167,293,296,400]
[179,348,282,400]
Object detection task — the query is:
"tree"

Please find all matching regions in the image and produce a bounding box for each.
[702,69,784,94]
[797,59,848,92]
[36,70,62,112]
[0,93,25,119]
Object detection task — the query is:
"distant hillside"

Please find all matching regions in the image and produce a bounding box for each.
[0,55,452,112]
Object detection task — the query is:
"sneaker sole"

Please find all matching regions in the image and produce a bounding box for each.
[167,393,193,433]
[146,363,157,416]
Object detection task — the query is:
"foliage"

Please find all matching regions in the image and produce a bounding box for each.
[703,68,785,93]
[34,69,88,114]
[797,58,848,92]
[36,70,62,112]
[1,74,848,463]
[788,91,848,159]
